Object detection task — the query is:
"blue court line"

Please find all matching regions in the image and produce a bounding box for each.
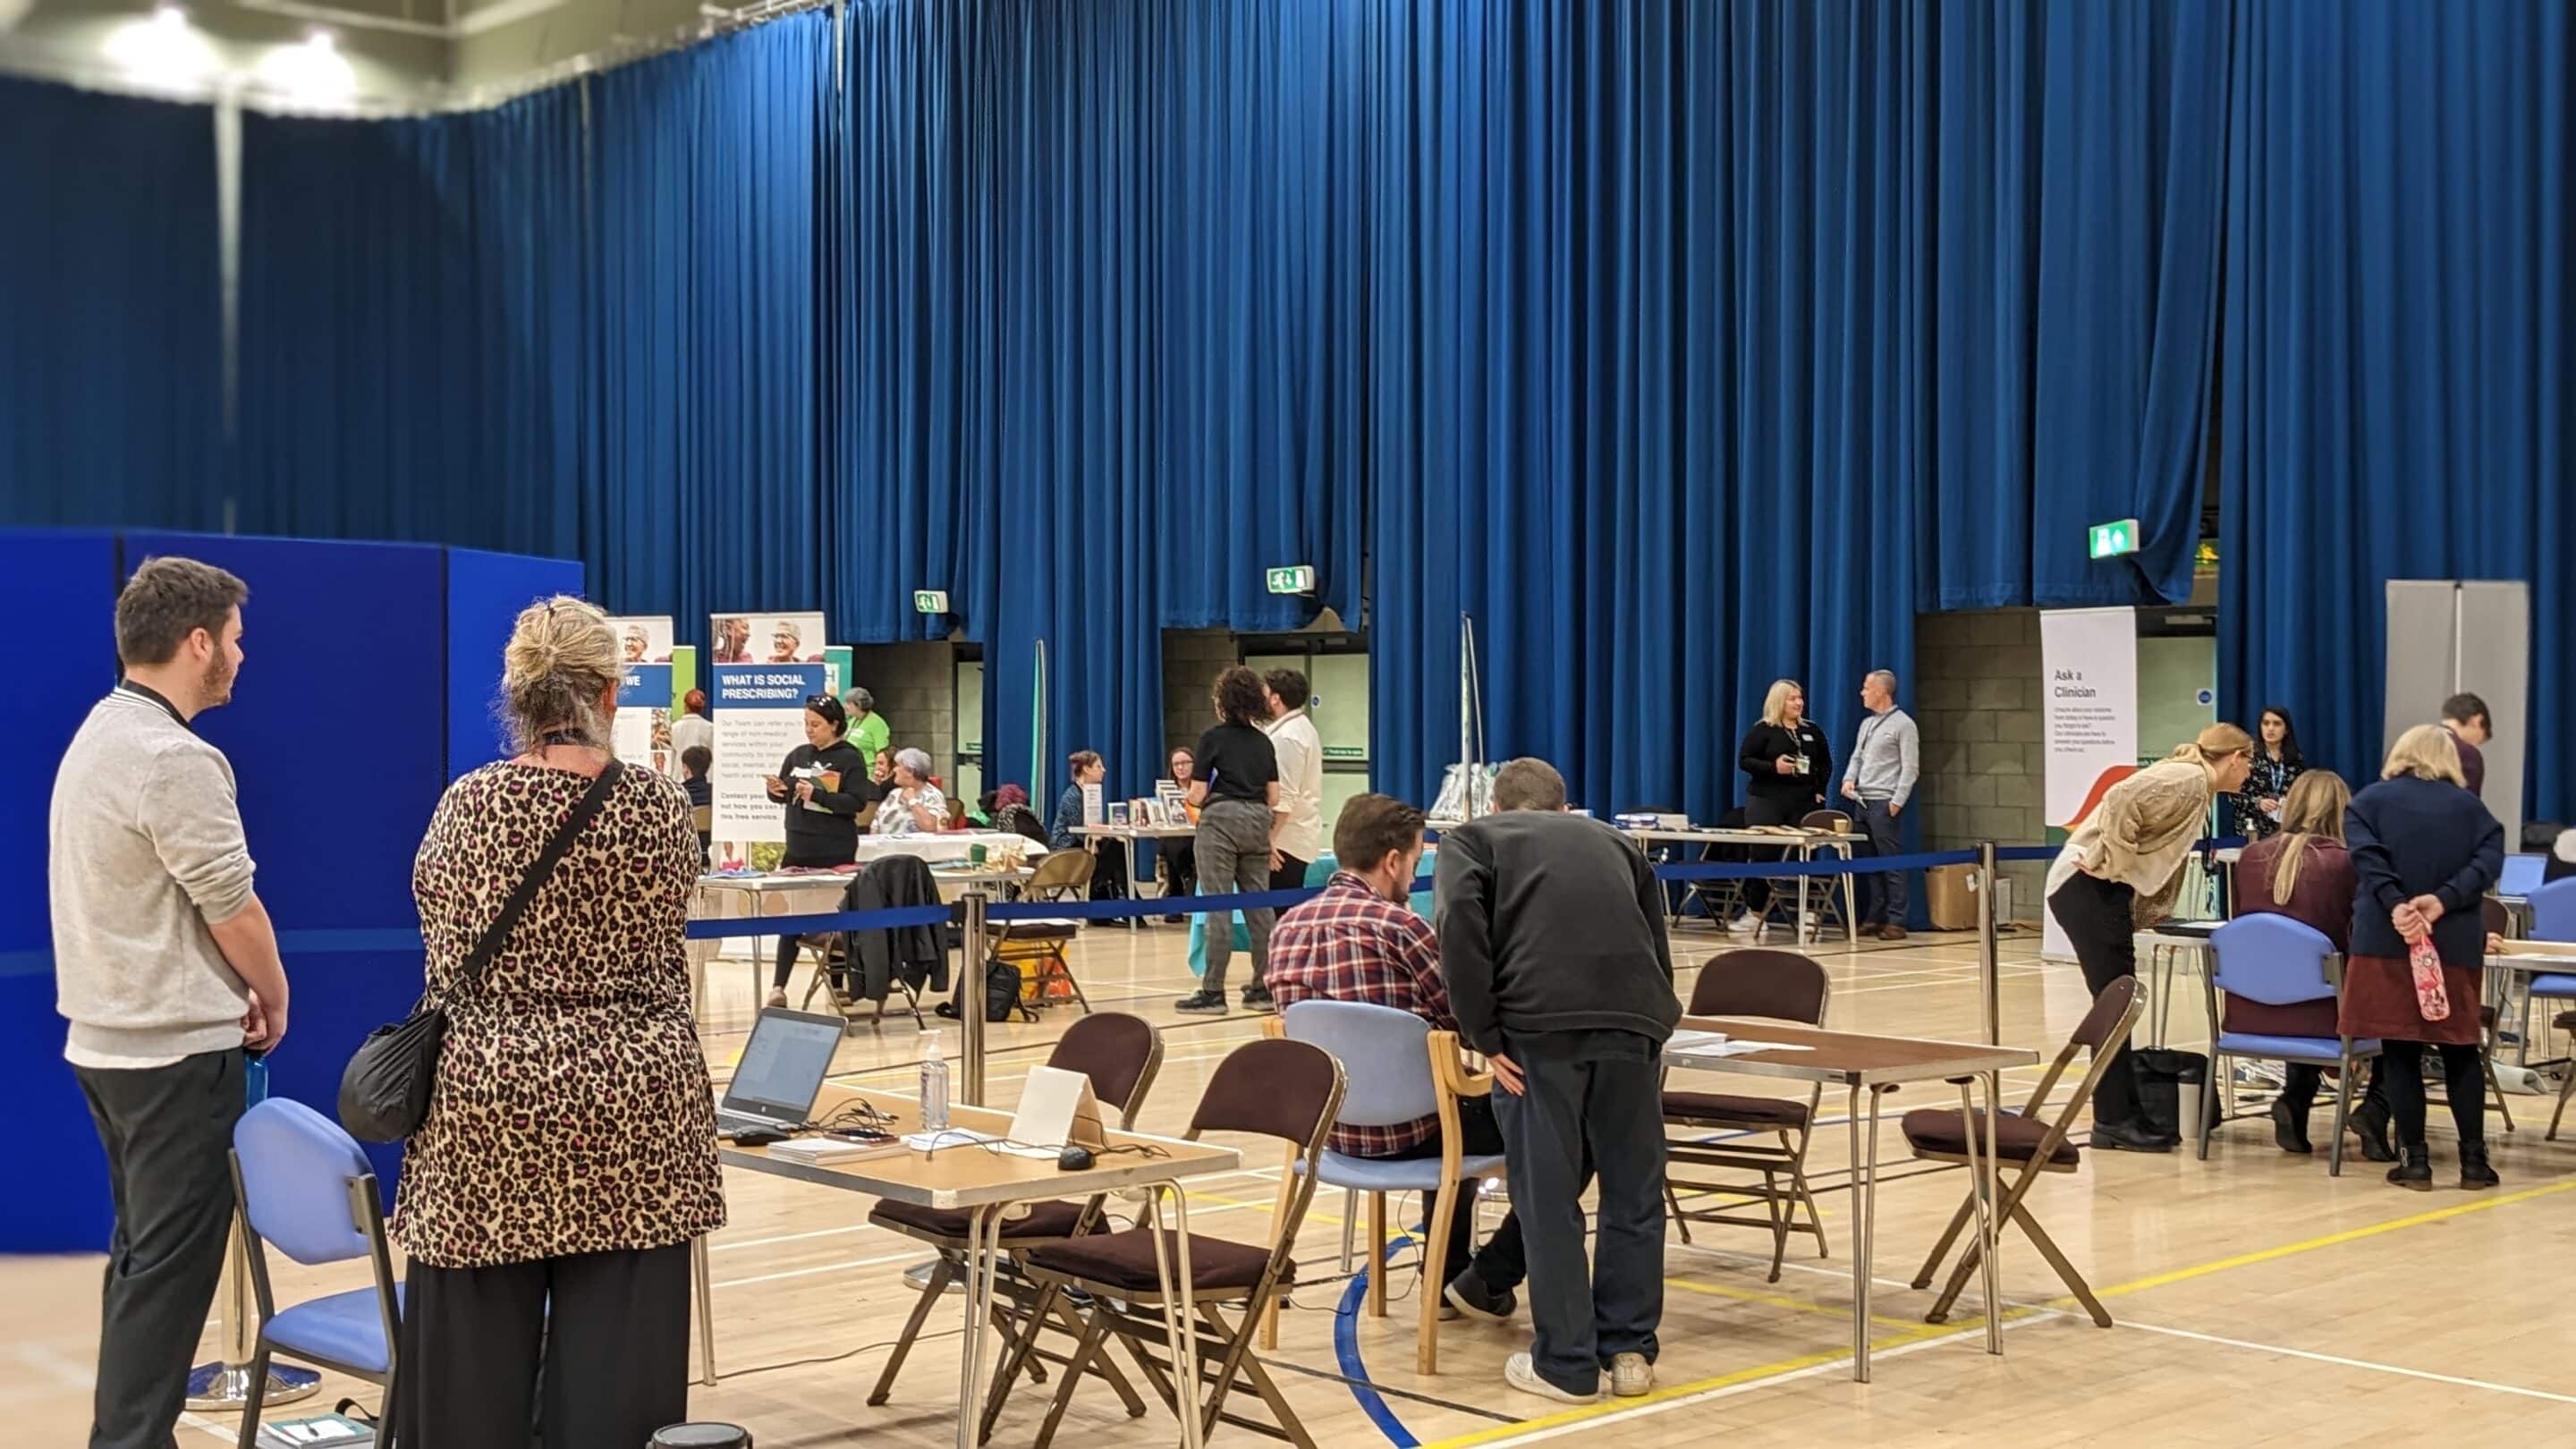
[1336,1228,1423,1446]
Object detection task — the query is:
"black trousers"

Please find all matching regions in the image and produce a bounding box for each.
[2279,1059,2388,1118]
[771,846,851,988]
[1739,795,1801,914]
[1491,1030,1665,1396]
[1269,852,1310,892]
[394,1242,692,1449]
[1164,839,1198,897]
[1373,1095,1527,1292]
[2380,1043,2486,1148]
[74,1049,247,1449]
[2047,871,2143,1128]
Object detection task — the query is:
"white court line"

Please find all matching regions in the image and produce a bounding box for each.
[1467,1311,2062,1448]
[2117,1319,2576,1405]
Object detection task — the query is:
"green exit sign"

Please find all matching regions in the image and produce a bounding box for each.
[2088,519,2140,559]
[913,589,950,614]
[1266,564,1316,596]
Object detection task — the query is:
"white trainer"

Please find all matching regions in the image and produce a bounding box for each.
[1505,1352,1598,1405]
[1609,1352,1653,1397]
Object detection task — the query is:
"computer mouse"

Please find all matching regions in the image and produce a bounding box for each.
[1057,1145,1095,1171]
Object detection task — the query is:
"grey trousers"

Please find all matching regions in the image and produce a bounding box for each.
[74,1048,247,1449]
[1195,798,1275,995]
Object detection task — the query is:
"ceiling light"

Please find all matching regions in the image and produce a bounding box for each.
[103,4,218,89]
[256,27,355,102]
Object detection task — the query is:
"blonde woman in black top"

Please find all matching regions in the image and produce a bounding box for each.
[1731,679,1832,934]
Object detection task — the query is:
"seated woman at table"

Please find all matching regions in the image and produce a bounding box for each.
[1051,750,1127,898]
[2230,770,2389,1157]
[872,748,949,836]
[764,695,876,1007]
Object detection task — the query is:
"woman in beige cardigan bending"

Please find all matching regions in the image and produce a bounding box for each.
[2045,724,2255,1153]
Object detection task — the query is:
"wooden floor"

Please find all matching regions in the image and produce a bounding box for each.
[9,920,2574,1445]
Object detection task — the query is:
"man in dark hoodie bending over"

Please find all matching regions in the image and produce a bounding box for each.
[1436,757,1679,1405]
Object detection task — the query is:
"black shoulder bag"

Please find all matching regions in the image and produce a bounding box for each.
[338,760,623,1143]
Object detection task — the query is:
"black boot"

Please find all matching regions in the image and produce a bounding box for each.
[2460,1140,2500,1191]
[2349,1097,2396,1163]
[2269,1096,2313,1155]
[2385,1143,2433,1191]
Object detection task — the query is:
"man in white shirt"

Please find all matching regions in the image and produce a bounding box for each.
[1263,669,1326,888]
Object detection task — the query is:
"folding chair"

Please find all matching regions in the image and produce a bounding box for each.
[1268,1001,1504,1374]
[868,1012,1164,1417]
[229,1099,403,1448]
[2196,915,2381,1175]
[1905,975,2146,1328]
[1662,949,1831,1281]
[1017,1038,1344,1449]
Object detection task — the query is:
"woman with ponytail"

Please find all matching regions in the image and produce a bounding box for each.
[2045,724,2256,1152]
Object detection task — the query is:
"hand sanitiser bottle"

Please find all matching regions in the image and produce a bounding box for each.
[919,1030,952,1133]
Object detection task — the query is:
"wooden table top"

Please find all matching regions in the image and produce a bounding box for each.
[1673,1015,2038,1087]
[718,1084,1240,1209]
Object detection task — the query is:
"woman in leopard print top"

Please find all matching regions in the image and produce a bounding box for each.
[391,597,725,1446]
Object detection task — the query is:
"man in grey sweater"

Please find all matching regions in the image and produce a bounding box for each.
[1839,668,1920,939]
[52,556,288,1449]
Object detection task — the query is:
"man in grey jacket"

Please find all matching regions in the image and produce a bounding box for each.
[52,556,289,1449]
[1840,668,1920,939]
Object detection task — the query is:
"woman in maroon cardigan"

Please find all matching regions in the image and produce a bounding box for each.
[2231,771,2380,1157]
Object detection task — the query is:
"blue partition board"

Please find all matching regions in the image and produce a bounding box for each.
[446,547,586,778]
[124,532,451,1206]
[0,530,123,1250]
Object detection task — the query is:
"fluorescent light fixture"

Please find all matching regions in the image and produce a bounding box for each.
[256,27,356,101]
[103,4,219,89]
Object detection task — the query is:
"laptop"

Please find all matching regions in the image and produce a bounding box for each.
[716,1008,844,1136]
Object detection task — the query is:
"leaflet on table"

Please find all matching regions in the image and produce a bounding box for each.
[708,658,828,844]
[606,614,676,772]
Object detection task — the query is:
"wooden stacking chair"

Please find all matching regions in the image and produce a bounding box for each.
[1905,976,2146,1328]
[1661,949,1831,1281]
[865,1012,1163,1415]
[1015,1038,1344,1449]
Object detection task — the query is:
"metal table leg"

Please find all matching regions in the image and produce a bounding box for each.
[953,1205,1003,1449]
[1957,1074,2003,1355]
[693,1234,718,1386]
[1846,1083,1886,1382]
[1147,1184,1205,1449]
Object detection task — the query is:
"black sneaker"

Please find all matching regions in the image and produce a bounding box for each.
[1174,990,1228,1014]
[1444,1266,1517,1323]
[1241,985,1276,1013]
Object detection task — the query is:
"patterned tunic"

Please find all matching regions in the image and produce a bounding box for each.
[2235,753,2304,840]
[394,762,725,1268]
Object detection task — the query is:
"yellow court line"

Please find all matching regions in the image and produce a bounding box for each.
[2079,1176,2576,1304]
[1665,1275,1921,1332]
[1421,1175,2576,1448]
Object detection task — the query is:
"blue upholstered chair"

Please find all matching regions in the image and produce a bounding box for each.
[229,1097,402,1449]
[1273,1000,1503,1375]
[2522,879,2576,1139]
[2200,915,2379,1176]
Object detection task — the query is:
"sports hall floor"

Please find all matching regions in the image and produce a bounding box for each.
[6,921,2571,1445]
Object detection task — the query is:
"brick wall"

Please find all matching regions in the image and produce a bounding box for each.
[844,641,956,767]
[1913,608,2046,920]
[1161,627,1239,761]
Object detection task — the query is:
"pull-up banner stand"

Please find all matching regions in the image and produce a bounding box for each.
[2040,608,2138,960]
[2384,580,2527,848]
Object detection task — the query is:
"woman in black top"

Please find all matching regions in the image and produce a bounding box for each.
[1176,665,1283,1015]
[1732,678,1833,932]
[763,694,877,1007]
[2236,705,2305,840]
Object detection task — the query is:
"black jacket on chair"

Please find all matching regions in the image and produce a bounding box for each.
[843,856,953,1003]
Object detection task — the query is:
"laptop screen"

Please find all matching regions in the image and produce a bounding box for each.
[724,1011,843,1122]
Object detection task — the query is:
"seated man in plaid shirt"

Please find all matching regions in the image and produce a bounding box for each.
[1267,793,1528,1321]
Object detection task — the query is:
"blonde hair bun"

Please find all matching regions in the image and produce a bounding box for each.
[501,596,620,751]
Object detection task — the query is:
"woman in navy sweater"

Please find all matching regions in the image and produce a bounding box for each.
[2343,726,2505,1191]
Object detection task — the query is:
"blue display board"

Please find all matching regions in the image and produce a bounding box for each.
[447,547,587,777]
[0,531,123,1250]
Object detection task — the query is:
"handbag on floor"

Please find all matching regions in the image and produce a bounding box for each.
[2130,1047,2209,1141]
[338,761,623,1142]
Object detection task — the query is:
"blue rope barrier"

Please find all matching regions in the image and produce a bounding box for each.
[1652,849,1976,882]
[683,903,955,940]
[1994,845,2061,863]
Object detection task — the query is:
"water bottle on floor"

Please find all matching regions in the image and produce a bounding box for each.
[919,1030,951,1133]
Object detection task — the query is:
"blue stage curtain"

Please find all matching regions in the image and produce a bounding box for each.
[0,79,224,530]
[462,89,589,564]
[1146,0,1364,634]
[829,0,989,645]
[1920,0,2232,611]
[2218,0,2575,818]
[590,13,834,631]
[1563,2,1923,824]
[236,113,484,541]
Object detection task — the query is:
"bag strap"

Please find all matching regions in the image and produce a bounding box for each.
[449,760,624,997]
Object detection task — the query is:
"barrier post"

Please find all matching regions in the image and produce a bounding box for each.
[1977,841,2002,1046]
[960,889,988,1106]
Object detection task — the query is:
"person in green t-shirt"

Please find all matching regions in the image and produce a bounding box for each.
[844,687,892,762]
